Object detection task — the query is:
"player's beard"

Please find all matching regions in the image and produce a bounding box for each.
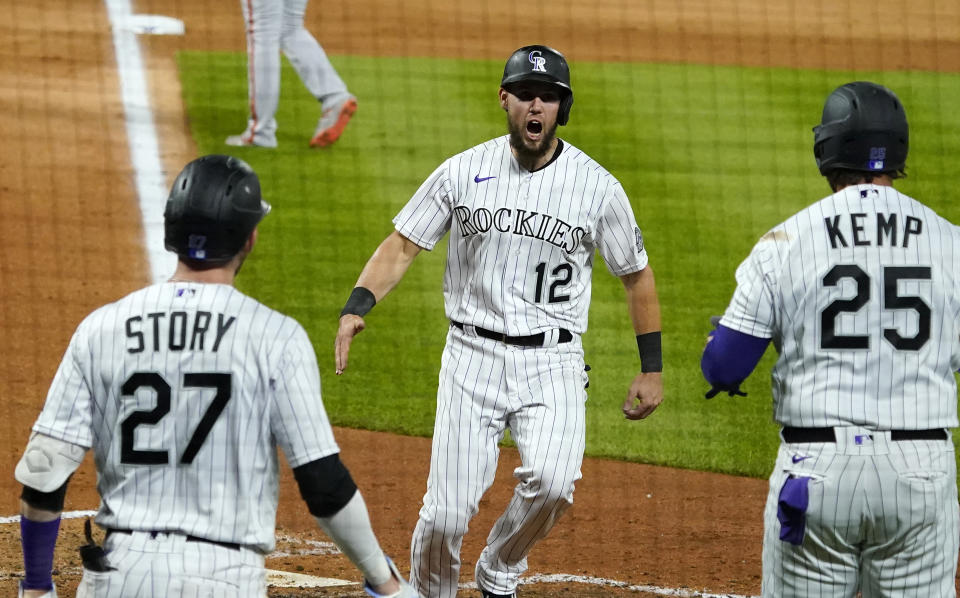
[507,115,558,165]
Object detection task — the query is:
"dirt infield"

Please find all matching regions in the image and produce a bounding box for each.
[2,0,959,595]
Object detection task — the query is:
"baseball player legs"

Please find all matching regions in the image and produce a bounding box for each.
[473,337,586,594]
[226,0,356,148]
[229,0,282,147]
[410,328,586,597]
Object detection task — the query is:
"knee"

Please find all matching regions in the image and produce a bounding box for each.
[418,505,473,540]
[248,22,280,40]
[516,468,578,506]
[279,27,298,50]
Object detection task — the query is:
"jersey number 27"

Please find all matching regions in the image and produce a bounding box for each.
[119,372,232,465]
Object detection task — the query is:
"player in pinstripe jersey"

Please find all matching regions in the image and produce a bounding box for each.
[702,82,960,597]
[15,155,414,598]
[335,45,664,598]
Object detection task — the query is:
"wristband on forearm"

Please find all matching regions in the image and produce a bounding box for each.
[636,331,662,373]
[21,516,60,590]
[340,287,376,318]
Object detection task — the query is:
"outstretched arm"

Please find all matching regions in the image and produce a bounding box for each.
[294,455,415,597]
[700,321,770,398]
[620,266,664,420]
[335,231,423,375]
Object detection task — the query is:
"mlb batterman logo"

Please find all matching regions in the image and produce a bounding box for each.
[528,50,547,73]
[188,234,207,259]
[867,146,886,171]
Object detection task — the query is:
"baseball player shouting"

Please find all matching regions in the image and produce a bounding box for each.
[335,45,664,598]
[702,82,960,597]
[16,155,414,598]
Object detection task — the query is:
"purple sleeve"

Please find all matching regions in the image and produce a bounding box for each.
[701,324,770,388]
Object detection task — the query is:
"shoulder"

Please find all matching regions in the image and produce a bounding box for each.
[78,285,158,329]
[556,141,622,195]
[894,188,959,229]
[417,138,505,186]
[447,136,509,164]
[225,288,303,338]
[557,140,607,171]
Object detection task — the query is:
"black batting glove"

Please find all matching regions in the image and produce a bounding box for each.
[704,384,748,399]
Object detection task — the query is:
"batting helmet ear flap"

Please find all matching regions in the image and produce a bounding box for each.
[558,92,573,126]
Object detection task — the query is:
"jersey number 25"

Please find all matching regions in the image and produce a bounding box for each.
[820,264,931,351]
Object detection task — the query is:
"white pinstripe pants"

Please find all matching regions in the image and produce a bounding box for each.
[76,531,267,597]
[411,325,587,598]
[762,426,959,598]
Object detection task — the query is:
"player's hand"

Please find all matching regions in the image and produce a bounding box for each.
[622,371,663,420]
[364,556,416,597]
[335,314,367,375]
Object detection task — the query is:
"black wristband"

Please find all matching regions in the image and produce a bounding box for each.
[340,287,376,318]
[636,331,662,373]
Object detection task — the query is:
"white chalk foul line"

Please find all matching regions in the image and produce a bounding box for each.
[516,574,756,597]
[460,574,756,597]
[0,510,97,525]
[103,0,179,283]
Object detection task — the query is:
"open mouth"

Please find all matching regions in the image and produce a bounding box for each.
[526,120,543,135]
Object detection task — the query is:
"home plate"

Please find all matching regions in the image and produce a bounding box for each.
[266,569,357,588]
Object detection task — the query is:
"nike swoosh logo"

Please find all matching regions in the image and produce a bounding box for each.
[474,174,496,183]
[791,455,810,464]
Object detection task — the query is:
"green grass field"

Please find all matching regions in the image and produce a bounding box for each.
[177,52,960,478]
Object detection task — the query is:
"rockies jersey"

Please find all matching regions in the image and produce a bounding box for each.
[394,135,648,335]
[31,282,339,553]
[721,184,960,429]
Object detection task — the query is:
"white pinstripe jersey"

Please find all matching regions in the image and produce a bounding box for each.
[31,282,339,553]
[393,136,648,335]
[721,184,960,429]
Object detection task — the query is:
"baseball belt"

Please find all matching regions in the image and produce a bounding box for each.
[451,321,572,346]
[782,427,947,443]
[105,528,241,551]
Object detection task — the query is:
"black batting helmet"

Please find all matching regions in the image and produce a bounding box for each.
[164,154,271,264]
[813,81,908,175]
[501,45,574,126]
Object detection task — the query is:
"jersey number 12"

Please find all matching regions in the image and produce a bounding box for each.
[533,262,573,303]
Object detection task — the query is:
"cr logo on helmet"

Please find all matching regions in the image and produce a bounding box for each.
[528,50,546,73]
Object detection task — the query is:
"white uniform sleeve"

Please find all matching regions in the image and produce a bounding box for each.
[392,162,454,250]
[594,183,648,275]
[32,325,95,448]
[270,323,339,468]
[720,239,778,339]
